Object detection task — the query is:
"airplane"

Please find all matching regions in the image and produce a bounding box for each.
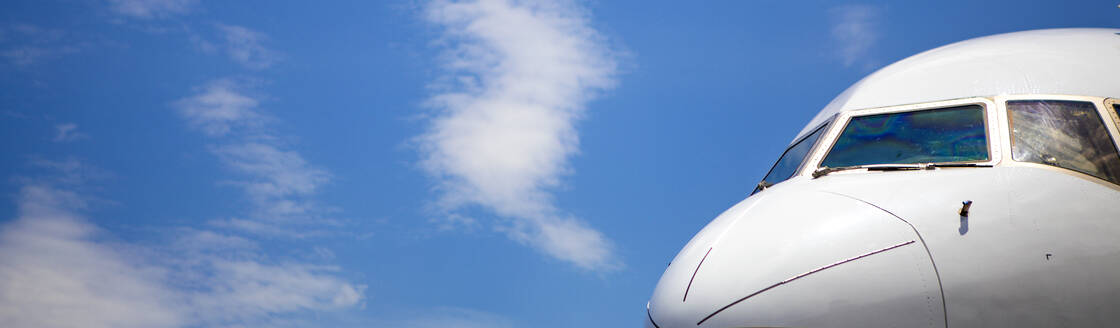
[646,28,1120,328]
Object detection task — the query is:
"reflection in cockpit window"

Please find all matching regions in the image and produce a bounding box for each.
[821,105,988,168]
[1008,100,1120,184]
[753,123,829,194]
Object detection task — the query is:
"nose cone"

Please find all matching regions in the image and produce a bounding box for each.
[648,188,945,328]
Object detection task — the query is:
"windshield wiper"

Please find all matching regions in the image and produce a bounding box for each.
[926,163,993,168]
[812,163,992,179]
[812,164,921,178]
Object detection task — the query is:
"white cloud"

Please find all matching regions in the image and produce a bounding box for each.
[213,142,331,218]
[107,0,195,19]
[53,123,88,142]
[0,185,181,328]
[830,4,882,68]
[214,24,279,70]
[174,79,263,136]
[176,79,332,230]
[0,183,364,328]
[419,0,619,271]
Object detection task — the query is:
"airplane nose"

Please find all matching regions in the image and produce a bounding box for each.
[648,190,945,328]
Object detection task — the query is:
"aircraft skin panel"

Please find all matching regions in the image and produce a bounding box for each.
[696,240,941,328]
[819,166,1120,327]
[649,187,943,328]
[664,194,767,290]
[989,166,1120,327]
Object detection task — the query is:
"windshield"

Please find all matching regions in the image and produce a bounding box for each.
[821,105,989,168]
[753,123,829,193]
[1008,100,1120,184]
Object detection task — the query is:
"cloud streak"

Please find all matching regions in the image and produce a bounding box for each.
[0,183,363,328]
[107,0,196,19]
[214,24,280,70]
[419,0,619,271]
[0,24,80,67]
[176,79,332,232]
[830,4,882,68]
[53,123,88,142]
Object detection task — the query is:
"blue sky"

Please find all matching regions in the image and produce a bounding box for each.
[0,0,1116,327]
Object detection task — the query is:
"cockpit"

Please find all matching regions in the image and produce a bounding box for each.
[754,95,1120,194]
[649,29,1120,328]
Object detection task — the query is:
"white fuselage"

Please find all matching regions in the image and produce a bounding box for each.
[647,29,1120,328]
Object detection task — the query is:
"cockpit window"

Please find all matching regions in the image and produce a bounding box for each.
[753,123,829,194]
[1114,104,1119,118]
[1008,100,1120,184]
[820,105,988,168]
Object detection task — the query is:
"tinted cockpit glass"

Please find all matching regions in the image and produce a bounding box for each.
[821,105,988,168]
[754,123,828,193]
[1008,100,1120,184]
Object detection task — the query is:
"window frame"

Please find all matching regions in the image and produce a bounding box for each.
[764,95,1120,190]
[997,94,1120,188]
[801,97,1001,176]
[752,118,834,194]
[1105,98,1120,132]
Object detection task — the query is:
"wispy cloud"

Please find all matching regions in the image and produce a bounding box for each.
[107,0,196,19]
[26,157,111,187]
[168,230,364,325]
[174,79,264,136]
[53,123,88,142]
[1,46,63,66]
[102,1,279,70]
[419,0,619,271]
[212,142,331,219]
[0,183,364,328]
[176,79,332,232]
[0,24,80,67]
[829,4,882,68]
[214,24,280,70]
